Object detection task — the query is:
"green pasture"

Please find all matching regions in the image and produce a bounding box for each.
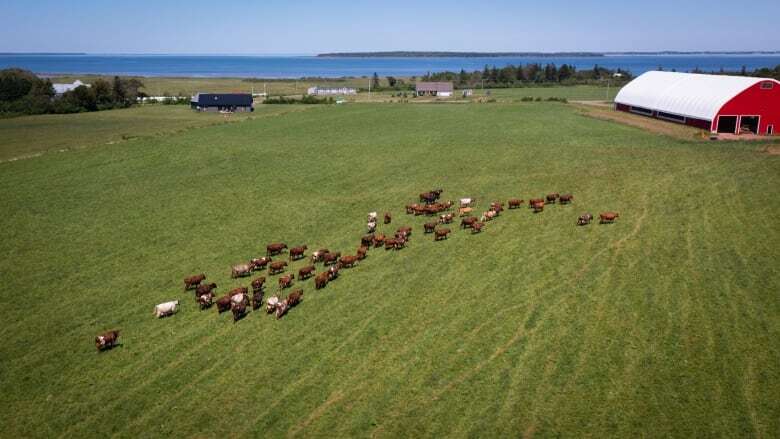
[0,102,778,437]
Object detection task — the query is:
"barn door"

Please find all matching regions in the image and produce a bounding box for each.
[717,116,738,134]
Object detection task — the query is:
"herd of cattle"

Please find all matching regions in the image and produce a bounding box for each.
[95,188,620,351]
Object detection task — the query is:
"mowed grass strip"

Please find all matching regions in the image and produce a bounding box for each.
[0,103,778,437]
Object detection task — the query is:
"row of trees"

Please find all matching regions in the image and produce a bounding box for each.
[419,64,633,88]
[0,68,144,116]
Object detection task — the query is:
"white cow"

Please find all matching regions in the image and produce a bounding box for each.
[459,198,473,208]
[266,296,279,314]
[154,300,179,318]
[368,212,378,222]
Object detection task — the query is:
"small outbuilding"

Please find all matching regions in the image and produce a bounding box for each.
[615,71,780,135]
[190,93,254,112]
[307,86,357,96]
[416,82,453,97]
[53,80,89,96]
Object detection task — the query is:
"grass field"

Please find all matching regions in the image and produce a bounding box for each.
[1,102,779,437]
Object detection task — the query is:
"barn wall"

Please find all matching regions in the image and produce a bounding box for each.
[716,81,780,135]
[615,103,711,130]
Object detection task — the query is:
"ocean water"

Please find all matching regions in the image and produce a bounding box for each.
[1,54,779,78]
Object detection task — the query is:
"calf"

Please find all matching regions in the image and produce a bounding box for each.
[434,228,451,241]
[439,213,454,224]
[546,193,559,204]
[250,257,272,271]
[184,274,206,291]
[298,265,315,280]
[315,271,329,289]
[216,295,232,313]
[577,213,593,226]
[357,246,368,260]
[278,274,295,290]
[269,261,288,275]
[311,249,330,263]
[599,212,620,224]
[154,300,179,318]
[384,212,392,224]
[266,243,288,256]
[339,255,359,268]
[424,222,437,234]
[195,282,217,297]
[508,199,524,209]
[559,194,573,204]
[361,234,375,248]
[323,252,341,266]
[373,234,386,248]
[251,277,266,293]
[472,222,485,233]
[95,330,120,352]
[231,263,252,278]
[252,290,264,310]
[289,245,308,261]
[460,216,477,229]
[198,292,214,310]
[231,302,247,322]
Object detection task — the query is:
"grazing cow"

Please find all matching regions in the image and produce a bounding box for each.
[384,212,392,224]
[154,300,179,318]
[252,290,264,310]
[274,300,289,319]
[459,198,473,208]
[315,272,329,289]
[529,198,545,208]
[373,234,386,248]
[216,295,232,313]
[231,302,247,322]
[266,243,288,256]
[434,228,451,241]
[559,194,573,204]
[490,202,504,213]
[228,286,249,297]
[368,212,378,222]
[481,210,497,222]
[266,296,280,314]
[385,238,397,250]
[251,277,266,293]
[289,245,308,261]
[397,226,412,237]
[230,291,249,308]
[311,249,330,263]
[406,204,420,214]
[276,290,303,319]
[327,265,340,280]
[323,252,341,266]
[231,263,253,278]
[198,292,214,310]
[458,207,473,217]
[367,221,377,234]
[250,257,272,271]
[420,191,437,204]
[298,265,315,280]
[357,246,368,260]
[339,255,359,268]
[393,237,406,250]
[546,193,560,204]
[361,234,375,248]
[532,202,544,213]
[442,200,454,210]
[599,212,620,224]
[461,216,478,229]
[424,222,437,233]
[439,213,454,224]
[577,213,593,226]
[269,261,288,275]
[508,199,524,209]
[195,283,217,297]
[184,274,206,291]
[95,330,120,352]
[472,222,485,233]
[278,274,295,290]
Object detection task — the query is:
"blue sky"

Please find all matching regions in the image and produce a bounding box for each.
[2,0,779,54]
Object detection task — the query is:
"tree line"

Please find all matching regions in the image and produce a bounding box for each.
[0,68,144,117]
[418,64,633,88]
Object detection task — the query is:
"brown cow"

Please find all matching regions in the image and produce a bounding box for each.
[458,207,473,217]
[385,238,397,250]
[197,292,214,310]
[373,234,386,248]
[95,330,120,352]
[278,274,294,290]
[231,302,247,322]
[216,295,232,313]
[439,213,454,224]
[461,216,477,229]
[361,234,375,248]
[184,274,206,291]
[420,191,437,204]
[529,198,544,208]
[266,243,288,256]
[357,246,368,260]
[195,282,217,297]
[508,199,524,209]
[559,194,573,204]
[276,290,303,319]
[599,212,620,224]
[252,290,264,310]
[577,213,593,225]
[340,255,359,268]
[406,203,420,214]
[434,228,451,241]
[289,245,308,261]
[250,257,272,271]
[251,277,266,293]
[384,212,392,224]
[310,249,330,263]
[490,202,504,212]
[413,205,427,216]
[327,265,340,280]
[298,265,315,280]
[228,286,249,297]
[397,226,412,236]
[424,222,437,233]
[472,222,485,233]
[323,252,341,266]
[269,261,288,275]
[546,193,559,204]
[315,272,329,289]
[532,201,544,213]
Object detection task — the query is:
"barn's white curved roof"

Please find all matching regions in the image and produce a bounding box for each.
[615,71,771,121]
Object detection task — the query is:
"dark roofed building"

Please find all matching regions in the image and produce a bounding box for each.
[415,82,453,97]
[191,93,254,112]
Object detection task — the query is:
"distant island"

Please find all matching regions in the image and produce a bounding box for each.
[318,51,780,58]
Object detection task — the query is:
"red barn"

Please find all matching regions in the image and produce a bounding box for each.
[615,71,780,136]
